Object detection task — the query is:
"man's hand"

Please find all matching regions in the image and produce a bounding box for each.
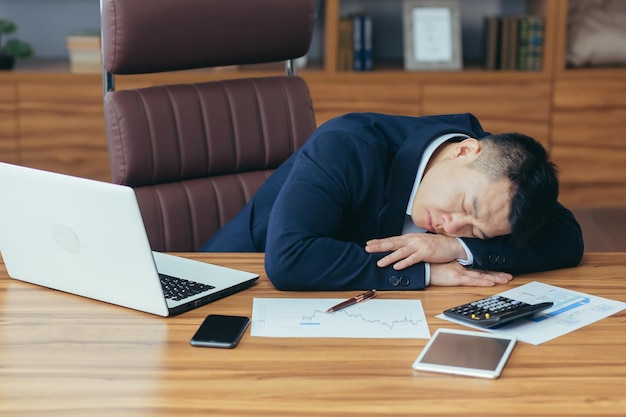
[365,233,467,270]
[430,262,512,287]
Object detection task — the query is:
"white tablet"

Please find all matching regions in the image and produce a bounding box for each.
[412,328,516,379]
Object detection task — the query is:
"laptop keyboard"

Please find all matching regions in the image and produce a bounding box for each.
[159,273,215,301]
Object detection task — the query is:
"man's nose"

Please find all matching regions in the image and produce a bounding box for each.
[442,213,465,235]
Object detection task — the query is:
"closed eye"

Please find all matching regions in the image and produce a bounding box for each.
[465,194,489,239]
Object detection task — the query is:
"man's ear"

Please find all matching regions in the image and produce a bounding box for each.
[451,138,481,159]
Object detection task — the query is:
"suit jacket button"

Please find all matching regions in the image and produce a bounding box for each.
[400,276,410,286]
[488,254,506,264]
[389,276,400,287]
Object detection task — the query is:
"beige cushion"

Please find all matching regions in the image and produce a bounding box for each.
[567,0,626,67]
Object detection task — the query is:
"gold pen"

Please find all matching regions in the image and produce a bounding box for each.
[326,289,377,313]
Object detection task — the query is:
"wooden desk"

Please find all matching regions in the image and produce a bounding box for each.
[1,252,625,416]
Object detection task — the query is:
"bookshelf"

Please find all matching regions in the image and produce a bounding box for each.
[310,0,560,160]
[322,0,556,75]
[1,0,625,207]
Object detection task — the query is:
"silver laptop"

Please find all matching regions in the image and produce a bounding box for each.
[0,162,258,316]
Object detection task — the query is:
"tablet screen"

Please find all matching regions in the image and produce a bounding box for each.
[412,328,516,378]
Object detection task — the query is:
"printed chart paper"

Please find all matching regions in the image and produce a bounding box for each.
[439,281,626,345]
[251,298,430,339]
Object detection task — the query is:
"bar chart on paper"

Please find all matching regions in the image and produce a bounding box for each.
[251,298,430,338]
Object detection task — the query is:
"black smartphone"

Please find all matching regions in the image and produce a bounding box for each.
[190,314,250,348]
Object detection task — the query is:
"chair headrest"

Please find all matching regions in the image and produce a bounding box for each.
[101,0,316,74]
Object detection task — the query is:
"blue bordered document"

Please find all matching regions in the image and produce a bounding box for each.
[438,281,626,345]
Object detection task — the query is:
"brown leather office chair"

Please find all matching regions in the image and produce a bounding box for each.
[100,0,317,252]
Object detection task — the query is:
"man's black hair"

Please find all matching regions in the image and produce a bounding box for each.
[470,132,559,245]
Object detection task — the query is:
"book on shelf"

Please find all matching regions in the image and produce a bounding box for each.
[361,14,373,71]
[496,15,520,70]
[518,15,544,71]
[352,14,363,71]
[337,14,373,72]
[483,15,501,70]
[483,15,544,72]
[338,17,354,71]
[66,31,101,74]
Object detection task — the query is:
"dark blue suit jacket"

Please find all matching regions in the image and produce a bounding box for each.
[201,113,583,291]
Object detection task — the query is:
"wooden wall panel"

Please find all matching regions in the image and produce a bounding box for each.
[306,78,422,127]
[552,142,626,184]
[422,82,552,148]
[0,83,19,164]
[559,183,626,208]
[551,80,626,207]
[2,70,625,209]
[17,80,111,181]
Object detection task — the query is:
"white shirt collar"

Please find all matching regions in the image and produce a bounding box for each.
[405,133,469,215]
[402,133,469,235]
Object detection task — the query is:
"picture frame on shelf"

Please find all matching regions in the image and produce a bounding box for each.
[402,0,462,71]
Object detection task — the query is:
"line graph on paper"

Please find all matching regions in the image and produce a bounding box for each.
[251,298,431,338]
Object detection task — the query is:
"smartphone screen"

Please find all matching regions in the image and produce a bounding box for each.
[190,315,250,348]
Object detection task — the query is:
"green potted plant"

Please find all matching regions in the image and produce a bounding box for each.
[0,19,34,70]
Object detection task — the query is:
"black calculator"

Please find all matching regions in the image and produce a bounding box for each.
[443,295,553,328]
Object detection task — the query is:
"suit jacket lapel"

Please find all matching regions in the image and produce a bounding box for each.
[377,136,428,238]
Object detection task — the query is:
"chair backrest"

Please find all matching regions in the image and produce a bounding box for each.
[100,0,317,252]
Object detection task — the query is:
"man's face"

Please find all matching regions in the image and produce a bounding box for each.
[410,139,513,240]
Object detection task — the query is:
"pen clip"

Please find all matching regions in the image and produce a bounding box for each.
[356,289,376,302]
[326,289,376,313]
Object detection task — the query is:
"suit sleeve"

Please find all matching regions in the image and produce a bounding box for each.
[264,131,427,291]
[461,202,584,275]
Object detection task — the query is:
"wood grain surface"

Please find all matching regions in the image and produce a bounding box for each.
[1,252,625,416]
